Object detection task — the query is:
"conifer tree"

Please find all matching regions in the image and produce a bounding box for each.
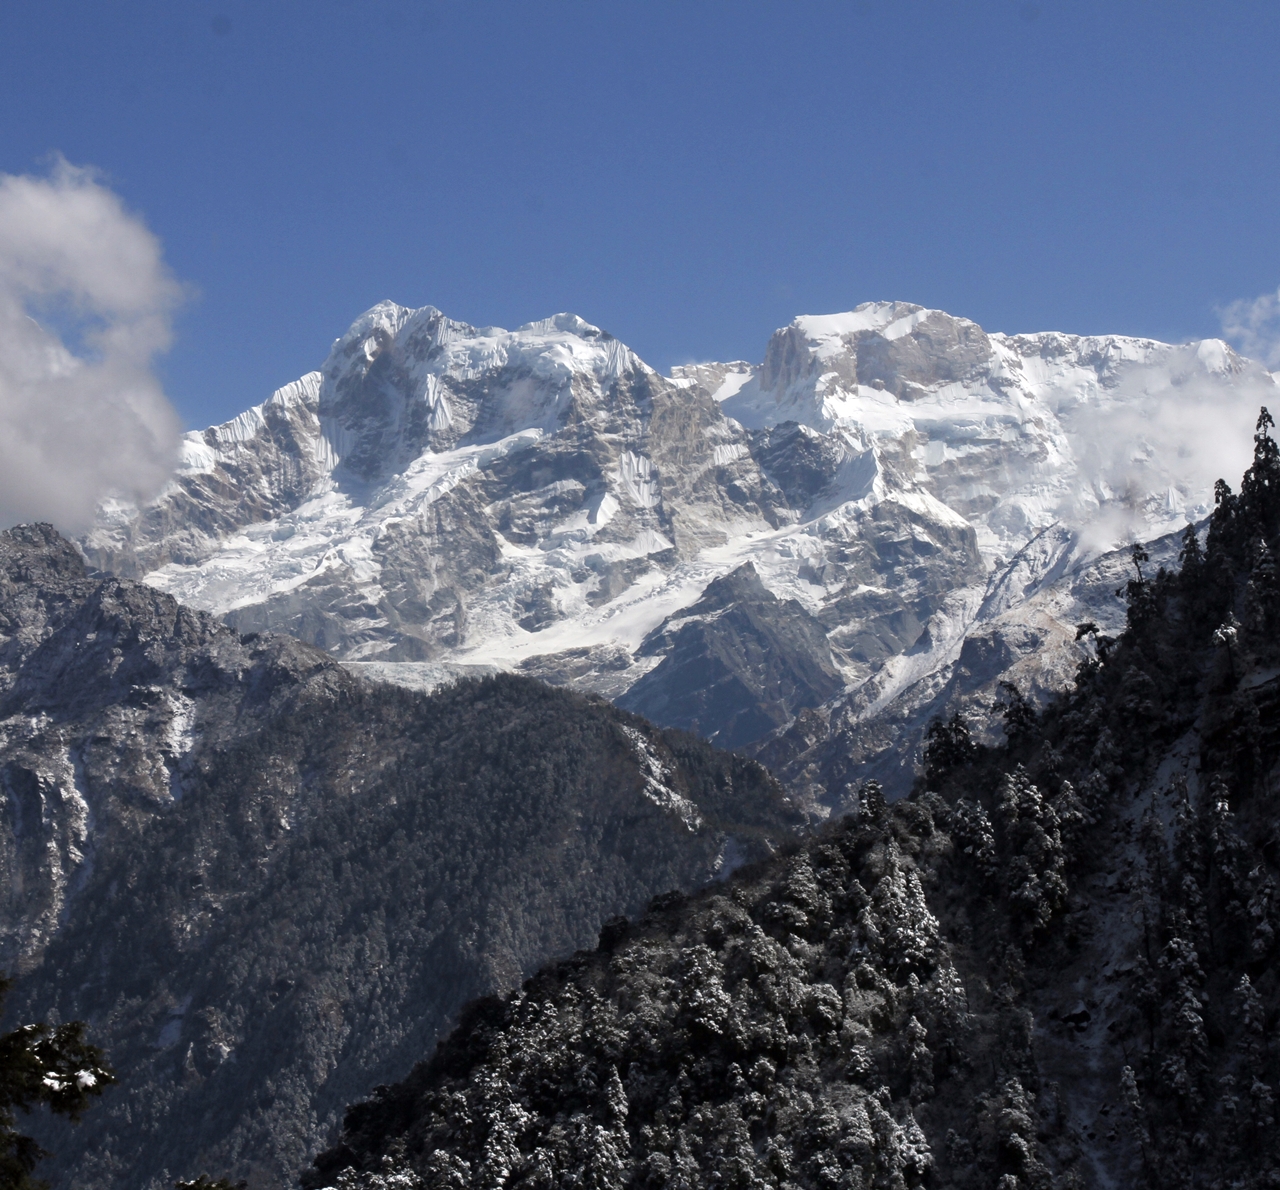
[991,681,1037,747]
[922,713,976,786]
[1240,406,1280,537]
[1245,534,1280,644]
[0,975,113,1190]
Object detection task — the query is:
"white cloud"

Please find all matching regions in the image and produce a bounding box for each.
[1219,286,1280,370]
[0,157,182,533]
[1055,343,1270,552]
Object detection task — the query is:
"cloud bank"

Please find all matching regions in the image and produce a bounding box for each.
[1220,286,1280,371]
[0,158,182,533]
[1056,342,1270,554]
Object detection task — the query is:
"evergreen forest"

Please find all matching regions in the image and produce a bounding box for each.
[304,413,1280,1189]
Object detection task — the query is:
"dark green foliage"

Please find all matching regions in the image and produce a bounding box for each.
[1116,542,1159,633]
[990,682,1038,747]
[0,975,112,1189]
[174,1178,247,1190]
[922,713,976,786]
[306,807,957,1190]
[857,779,888,822]
[1240,406,1280,539]
[911,409,1280,1186]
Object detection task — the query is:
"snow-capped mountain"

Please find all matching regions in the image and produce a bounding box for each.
[84,300,1277,800]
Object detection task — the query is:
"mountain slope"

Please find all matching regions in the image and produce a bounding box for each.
[0,525,801,1190]
[617,562,844,749]
[84,301,1277,780]
[302,419,1280,1190]
[750,522,1190,804]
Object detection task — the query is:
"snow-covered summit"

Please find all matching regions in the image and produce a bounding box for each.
[712,301,1272,557]
[313,301,650,484]
[83,299,1280,796]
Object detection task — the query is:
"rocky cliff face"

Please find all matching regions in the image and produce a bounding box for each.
[83,301,1277,786]
[0,524,801,1190]
[750,523,1191,804]
[301,426,1280,1190]
[618,563,844,750]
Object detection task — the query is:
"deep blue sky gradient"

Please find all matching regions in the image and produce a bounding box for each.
[2,1,1278,427]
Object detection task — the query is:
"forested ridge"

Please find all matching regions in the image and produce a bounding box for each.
[306,414,1280,1189]
[21,673,799,1190]
[0,526,801,1190]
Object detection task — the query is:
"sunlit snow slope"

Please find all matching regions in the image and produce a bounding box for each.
[85,300,1277,800]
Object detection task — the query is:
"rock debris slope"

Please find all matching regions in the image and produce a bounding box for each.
[0,524,800,1190]
[85,301,1278,791]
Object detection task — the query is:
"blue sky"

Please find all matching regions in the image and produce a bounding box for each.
[2,1,1279,428]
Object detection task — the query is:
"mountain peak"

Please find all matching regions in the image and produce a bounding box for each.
[792,300,928,339]
[516,311,612,339]
[86,298,1276,800]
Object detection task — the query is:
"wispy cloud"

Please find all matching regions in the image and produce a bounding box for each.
[1219,286,1280,370]
[1054,342,1271,553]
[0,157,182,533]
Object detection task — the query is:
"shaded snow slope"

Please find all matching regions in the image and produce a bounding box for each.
[85,301,1276,789]
[751,525,1191,804]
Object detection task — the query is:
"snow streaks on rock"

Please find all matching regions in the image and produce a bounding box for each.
[84,300,1278,796]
